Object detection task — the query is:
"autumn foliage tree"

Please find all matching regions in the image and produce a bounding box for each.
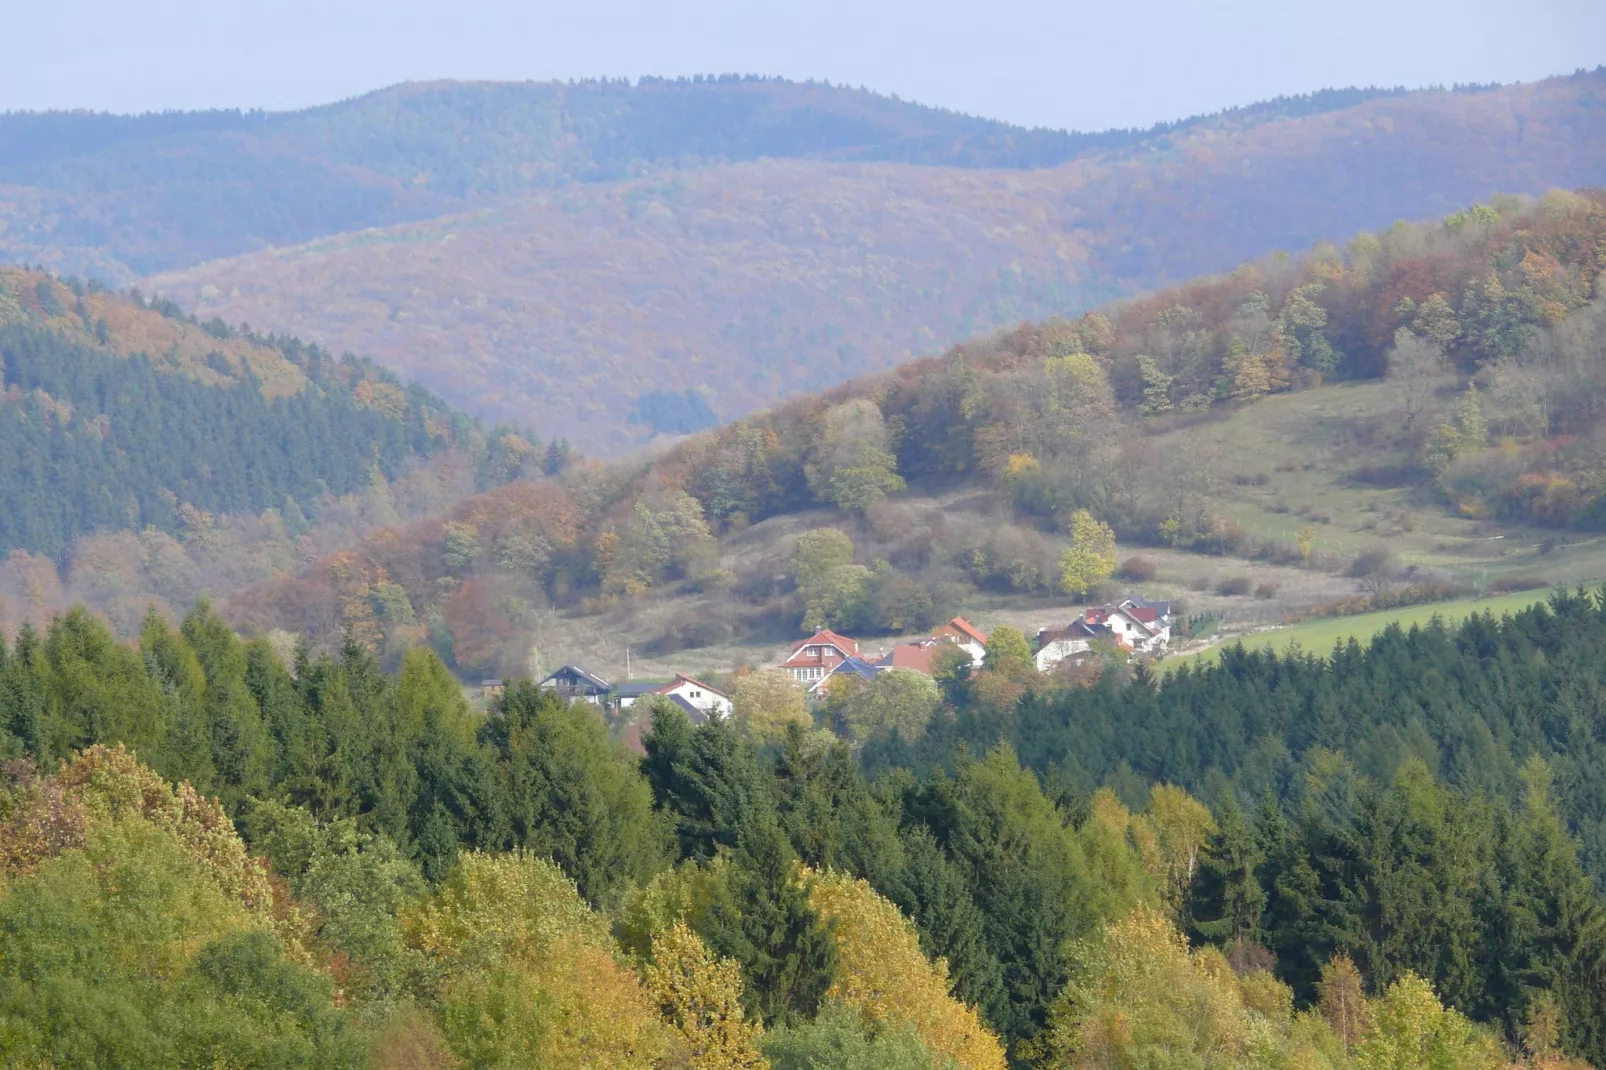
[809,868,1007,1070]
[1058,510,1115,598]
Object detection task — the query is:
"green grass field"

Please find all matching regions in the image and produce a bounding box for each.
[1163,587,1566,670]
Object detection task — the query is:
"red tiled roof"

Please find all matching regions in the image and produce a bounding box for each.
[938,616,989,645]
[1126,606,1158,623]
[879,642,938,675]
[654,673,729,698]
[787,630,860,657]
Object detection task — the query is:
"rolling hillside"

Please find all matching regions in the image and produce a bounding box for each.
[0,267,556,636]
[214,190,1606,681]
[148,70,1606,452]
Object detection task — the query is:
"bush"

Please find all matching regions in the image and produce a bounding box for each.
[1347,548,1394,579]
[1117,556,1158,582]
[1488,573,1548,594]
[1215,576,1252,597]
[1254,582,1279,600]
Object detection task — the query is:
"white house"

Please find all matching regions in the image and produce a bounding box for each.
[538,665,612,705]
[1035,595,1176,670]
[615,674,732,719]
[931,617,989,668]
[779,629,861,684]
[654,674,732,719]
[1035,620,1100,672]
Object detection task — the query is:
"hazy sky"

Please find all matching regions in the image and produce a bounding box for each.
[5,0,1603,130]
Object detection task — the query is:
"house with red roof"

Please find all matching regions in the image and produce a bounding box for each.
[1034,595,1173,671]
[654,674,731,719]
[932,616,989,667]
[614,673,732,719]
[780,630,860,685]
[876,638,942,675]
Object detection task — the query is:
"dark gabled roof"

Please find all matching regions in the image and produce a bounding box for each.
[1038,619,1102,647]
[1124,594,1173,616]
[481,679,503,687]
[827,656,881,683]
[540,664,611,692]
[666,693,709,725]
[613,682,662,698]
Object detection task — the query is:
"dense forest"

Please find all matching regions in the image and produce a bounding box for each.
[3,592,1606,1066]
[149,69,1606,446]
[0,268,569,640]
[222,190,1606,675]
[0,76,1430,280]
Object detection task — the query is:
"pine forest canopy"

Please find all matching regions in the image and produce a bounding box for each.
[0,267,550,562]
[6,70,1606,1070]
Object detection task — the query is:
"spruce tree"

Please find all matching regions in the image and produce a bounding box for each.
[1190,795,1267,948]
[701,812,838,1027]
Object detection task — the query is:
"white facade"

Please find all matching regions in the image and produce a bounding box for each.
[1035,636,1090,672]
[658,676,732,719]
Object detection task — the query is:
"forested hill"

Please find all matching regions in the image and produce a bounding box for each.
[0,76,1418,280]
[221,190,1606,677]
[0,268,546,560]
[151,69,1606,449]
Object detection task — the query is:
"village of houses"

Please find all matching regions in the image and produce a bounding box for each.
[511,595,1175,724]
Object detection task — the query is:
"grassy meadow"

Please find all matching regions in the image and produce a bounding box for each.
[1162,586,1561,670]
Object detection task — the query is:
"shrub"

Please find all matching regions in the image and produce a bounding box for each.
[1254,582,1279,600]
[1117,556,1158,582]
[1347,548,1395,579]
[1489,573,1549,594]
[1215,576,1252,597]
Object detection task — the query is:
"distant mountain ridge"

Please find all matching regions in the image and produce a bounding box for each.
[1,75,1423,280]
[148,70,1606,452]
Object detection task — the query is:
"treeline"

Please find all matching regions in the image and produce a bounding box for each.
[3,600,1606,1065]
[0,77,1090,279]
[0,322,438,557]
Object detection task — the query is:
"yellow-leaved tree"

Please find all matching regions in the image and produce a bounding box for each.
[645,921,768,1070]
[403,851,667,1068]
[808,868,1007,1070]
[730,669,811,742]
[1043,905,1347,1069]
[1352,972,1504,1070]
[1058,509,1116,598]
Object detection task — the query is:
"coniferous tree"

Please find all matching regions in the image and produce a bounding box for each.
[481,680,666,907]
[1190,795,1267,948]
[772,725,902,885]
[700,812,838,1028]
[884,825,1008,1030]
[643,703,770,862]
